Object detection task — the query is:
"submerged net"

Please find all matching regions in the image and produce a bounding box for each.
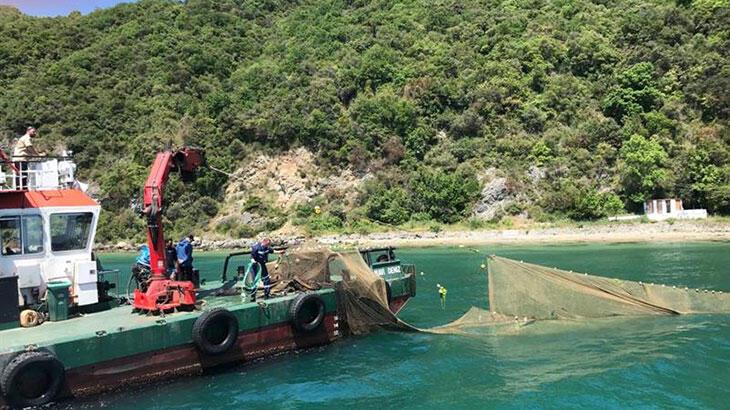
[487,256,730,319]
[428,307,533,335]
[423,255,730,335]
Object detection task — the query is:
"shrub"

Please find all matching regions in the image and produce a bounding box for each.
[264,217,286,232]
[347,218,379,235]
[365,187,411,225]
[234,224,257,238]
[467,217,487,230]
[244,196,266,213]
[573,190,625,220]
[305,213,343,233]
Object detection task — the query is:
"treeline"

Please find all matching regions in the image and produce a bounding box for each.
[0,0,728,241]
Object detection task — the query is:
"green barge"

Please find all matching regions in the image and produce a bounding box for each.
[0,248,416,408]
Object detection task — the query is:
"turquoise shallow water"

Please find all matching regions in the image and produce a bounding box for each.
[63,242,730,409]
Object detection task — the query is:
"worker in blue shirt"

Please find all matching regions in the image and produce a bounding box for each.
[250,238,284,298]
[136,244,150,268]
[176,234,195,282]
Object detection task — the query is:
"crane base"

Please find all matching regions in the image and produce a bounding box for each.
[132,279,196,312]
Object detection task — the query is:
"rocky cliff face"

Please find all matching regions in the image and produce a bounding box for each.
[212,148,365,235]
[212,147,552,237]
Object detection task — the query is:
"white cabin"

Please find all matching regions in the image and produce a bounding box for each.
[0,157,100,308]
[644,198,707,221]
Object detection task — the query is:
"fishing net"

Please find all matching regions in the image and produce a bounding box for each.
[486,256,730,319]
[243,247,411,335]
[248,248,334,295]
[329,252,416,335]
[268,248,331,284]
[250,248,730,337]
[428,307,533,335]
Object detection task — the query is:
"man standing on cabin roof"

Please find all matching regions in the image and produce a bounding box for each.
[12,127,44,189]
[176,234,195,282]
[13,127,43,160]
[251,237,284,299]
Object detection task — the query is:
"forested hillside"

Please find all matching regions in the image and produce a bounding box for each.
[0,0,728,242]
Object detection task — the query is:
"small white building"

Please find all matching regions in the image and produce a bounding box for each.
[644,198,707,221]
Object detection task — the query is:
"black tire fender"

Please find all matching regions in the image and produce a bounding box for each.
[1,351,65,408]
[192,308,239,355]
[384,280,393,304]
[289,293,326,333]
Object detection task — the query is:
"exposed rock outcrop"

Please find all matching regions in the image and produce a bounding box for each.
[212,148,365,233]
[473,168,513,221]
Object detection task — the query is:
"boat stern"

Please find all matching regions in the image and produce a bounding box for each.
[359,247,416,314]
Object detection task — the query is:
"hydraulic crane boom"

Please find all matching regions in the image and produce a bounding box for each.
[133,147,204,312]
[143,148,204,277]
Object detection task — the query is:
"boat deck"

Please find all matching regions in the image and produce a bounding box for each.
[0,279,334,368]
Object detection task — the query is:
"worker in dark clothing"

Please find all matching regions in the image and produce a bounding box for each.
[176,234,195,282]
[250,238,283,298]
[165,239,177,278]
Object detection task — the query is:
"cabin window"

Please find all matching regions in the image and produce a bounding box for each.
[0,218,21,256]
[22,216,43,254]
[50,212,93,252]
[0,215,44,256]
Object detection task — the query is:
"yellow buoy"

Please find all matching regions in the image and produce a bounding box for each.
[437,284,448,309]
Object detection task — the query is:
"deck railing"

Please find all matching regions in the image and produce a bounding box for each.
[0,156,77,191]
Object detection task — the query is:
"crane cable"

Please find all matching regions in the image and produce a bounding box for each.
[208,164,237,178]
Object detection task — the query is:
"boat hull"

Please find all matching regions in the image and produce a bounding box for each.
[63,315,338,398]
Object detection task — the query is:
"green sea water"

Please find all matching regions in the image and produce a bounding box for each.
[63,242,730,409]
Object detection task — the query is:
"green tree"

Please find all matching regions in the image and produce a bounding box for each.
[409,167,480,223]
[603,63,664,122]
[618,134,669,204]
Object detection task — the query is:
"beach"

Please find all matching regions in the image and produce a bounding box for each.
[317,219,730,247]
[100,219,730,252]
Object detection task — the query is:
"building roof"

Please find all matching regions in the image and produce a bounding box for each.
[0,189,98,209]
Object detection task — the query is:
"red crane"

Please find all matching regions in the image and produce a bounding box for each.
[132,147,205,312]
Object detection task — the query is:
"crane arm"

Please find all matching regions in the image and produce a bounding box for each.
[143,147,204,277]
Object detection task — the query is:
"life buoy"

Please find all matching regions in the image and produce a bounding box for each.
[1,351,65,408]
[19,309,42,328]
[192,308,239,355]
[289,293,325,333]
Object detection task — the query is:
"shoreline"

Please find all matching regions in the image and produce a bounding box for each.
[318,220,730,248]
[98,220,730,252]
